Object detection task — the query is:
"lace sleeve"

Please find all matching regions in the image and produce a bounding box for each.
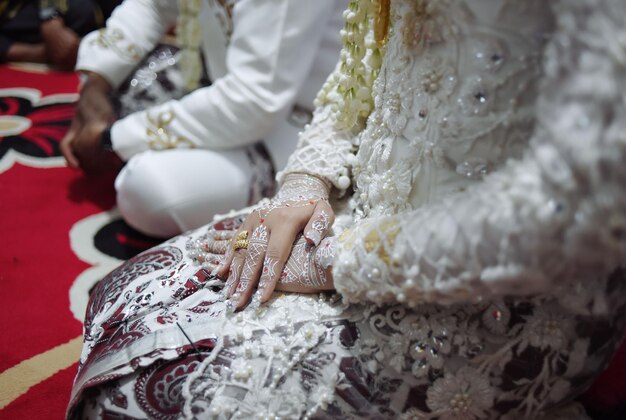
[333,0,626,306]
[276,105,357,193]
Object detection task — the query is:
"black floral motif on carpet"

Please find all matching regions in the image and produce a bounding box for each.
[0,92,75,158]
[94,218,163,260]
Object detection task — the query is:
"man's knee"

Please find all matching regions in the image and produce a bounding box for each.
[115,154,179,237]
[115,150,254,237]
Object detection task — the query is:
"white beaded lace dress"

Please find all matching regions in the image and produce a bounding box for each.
[68,0,626,418]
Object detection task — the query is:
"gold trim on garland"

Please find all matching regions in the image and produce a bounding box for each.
[176,0,203,91]
[373,0,390,47]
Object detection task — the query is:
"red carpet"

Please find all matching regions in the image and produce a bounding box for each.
[0,64,159,418]
[0,63,624,418]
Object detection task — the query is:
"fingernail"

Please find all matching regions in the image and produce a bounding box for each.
[221,279,235,300]
[304,230,322,247]
[258,276,269,294]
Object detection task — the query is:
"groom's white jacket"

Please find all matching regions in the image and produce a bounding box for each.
[76,0,344,170]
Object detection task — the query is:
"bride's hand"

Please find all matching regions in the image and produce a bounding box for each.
[272,234,335,293]
[217,174,335,311]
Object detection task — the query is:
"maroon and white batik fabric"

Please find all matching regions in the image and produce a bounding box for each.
[68,212,626,419]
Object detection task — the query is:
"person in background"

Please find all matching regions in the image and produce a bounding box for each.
[60,0,345,238]
[0,0,122,70]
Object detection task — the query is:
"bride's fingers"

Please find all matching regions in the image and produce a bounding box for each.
[218,223,253,300]
[312,237,336,289]
[303,200,334,246]
[198,252,222,272]
[223,249,245,302]
[271,236,335,293]
[202,239,230,255]
[217,225,250,279]
[217,245,235,280]
[232,225,269,310]
[257,226,299,304]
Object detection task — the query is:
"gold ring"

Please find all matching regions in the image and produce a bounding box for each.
[233,231,249,250]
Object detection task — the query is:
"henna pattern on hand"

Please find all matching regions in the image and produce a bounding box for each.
[223,258,242,300]
[258,256,278,292]
[236,225,269,294]
[277,235,335,289]
[257,174,330,219]
[305,210,330,246]
[203,240,229,255]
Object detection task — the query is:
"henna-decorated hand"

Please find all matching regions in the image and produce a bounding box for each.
[271,234,335,293]
[217,174,336,311]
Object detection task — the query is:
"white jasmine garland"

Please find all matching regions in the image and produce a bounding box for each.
[314,0,385,129]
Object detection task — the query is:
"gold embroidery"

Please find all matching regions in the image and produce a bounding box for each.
[363,219,400,265]
[338,228,358,251]
[403,0,443,51]
[341,219,401,266]
[146,111,195,150]
[93,28,141,62]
